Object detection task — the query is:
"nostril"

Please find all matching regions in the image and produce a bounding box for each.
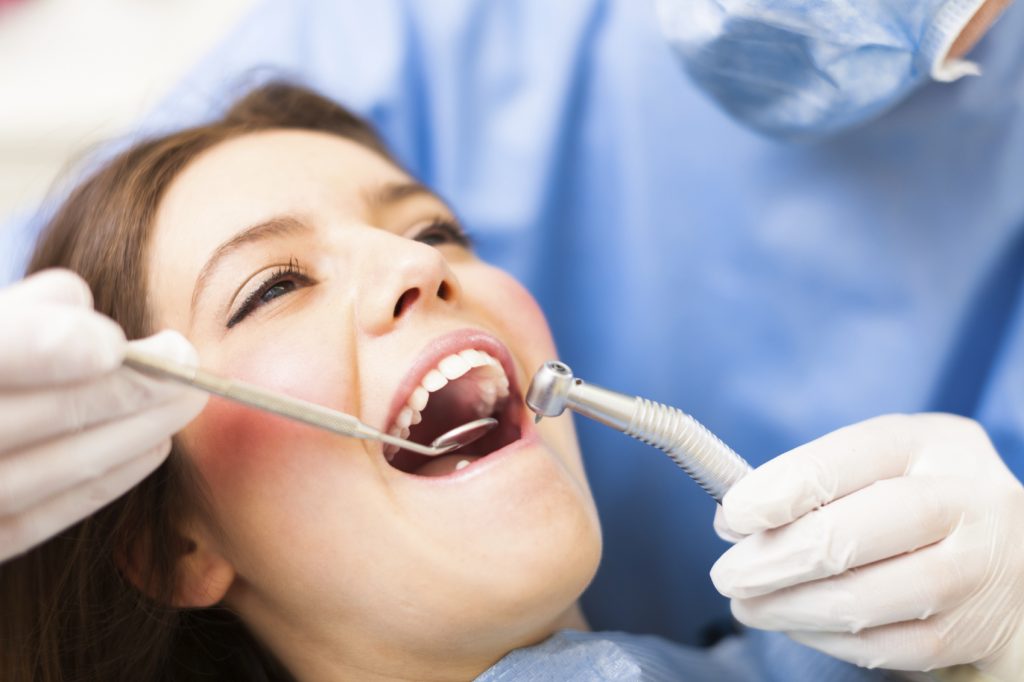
[393,288,420,318]
[437,281,452,301]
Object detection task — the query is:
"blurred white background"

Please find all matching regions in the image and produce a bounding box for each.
[0,0,256,223]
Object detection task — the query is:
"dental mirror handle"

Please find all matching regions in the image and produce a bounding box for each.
[122,347,481,457]
[526,360,752,503]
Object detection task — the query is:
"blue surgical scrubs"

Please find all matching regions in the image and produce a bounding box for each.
[5,0,1024,650]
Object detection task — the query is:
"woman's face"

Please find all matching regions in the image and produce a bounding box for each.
[145,129,601,676]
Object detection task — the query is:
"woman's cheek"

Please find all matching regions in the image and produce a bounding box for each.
[464,264,560,363]
[182,399,299,487]
[178,356,351,494]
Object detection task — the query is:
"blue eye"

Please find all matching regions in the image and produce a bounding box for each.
[414,219,472,248]
[262,280,296,303]
[227,260,311,329]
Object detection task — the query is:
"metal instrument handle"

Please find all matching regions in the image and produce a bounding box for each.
[123,348,458,456]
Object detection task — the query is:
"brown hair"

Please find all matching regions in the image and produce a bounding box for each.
[1,82,396,682]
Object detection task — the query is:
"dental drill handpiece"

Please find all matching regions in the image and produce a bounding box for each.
[526,361,752,503]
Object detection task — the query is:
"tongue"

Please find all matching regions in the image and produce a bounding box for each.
[414,454,483,477]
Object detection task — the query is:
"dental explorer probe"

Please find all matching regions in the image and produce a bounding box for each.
[123,348,496,456]
[526,361,751,502]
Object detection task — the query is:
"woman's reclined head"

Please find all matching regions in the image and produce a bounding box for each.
[6,82,602,682]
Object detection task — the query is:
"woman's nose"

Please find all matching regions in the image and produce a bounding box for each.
[355,231,461,336]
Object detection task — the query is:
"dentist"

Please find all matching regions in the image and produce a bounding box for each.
[656,0,1024,678]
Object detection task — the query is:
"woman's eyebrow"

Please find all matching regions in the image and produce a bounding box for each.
[188,183,438,314]
[365,181,440,210]
[190,215,311,314]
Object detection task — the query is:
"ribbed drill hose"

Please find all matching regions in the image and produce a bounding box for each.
[624,398,751,502]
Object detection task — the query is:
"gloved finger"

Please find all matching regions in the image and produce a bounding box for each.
[0,269,94,307]
[0,391,205,519]
[729,536,981,632]
[126,329,200,367]
[721,414,920,535]
[0,330,203,454]
[711,476,964,598]
[0,440,169,562]
[788,616,970,672]
[713,504,745,543]
[0,302,126,388]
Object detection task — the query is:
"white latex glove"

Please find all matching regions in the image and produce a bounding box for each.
[0,269,207,562]
[710,414,1024,681]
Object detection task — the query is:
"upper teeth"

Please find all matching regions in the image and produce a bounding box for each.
[386,349,510,458]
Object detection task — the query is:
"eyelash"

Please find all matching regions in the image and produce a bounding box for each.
[414,218,472,249]
[227,257,311,329]
[225,220,471,329]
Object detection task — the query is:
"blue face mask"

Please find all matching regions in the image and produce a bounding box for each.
[656,0,986,139]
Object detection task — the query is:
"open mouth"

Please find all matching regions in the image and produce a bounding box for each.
[384,346,524,477]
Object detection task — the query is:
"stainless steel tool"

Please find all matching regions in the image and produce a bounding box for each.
[124,347,496,457]
[526,360,751,502]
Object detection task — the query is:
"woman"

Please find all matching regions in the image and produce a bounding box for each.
[0,82,973,681]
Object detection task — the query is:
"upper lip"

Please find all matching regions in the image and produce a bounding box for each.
[383,328,522,437]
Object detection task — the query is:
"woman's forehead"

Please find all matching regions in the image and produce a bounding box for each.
[160,129,408,225]
[151,130,409,261]
[146,129,413,327]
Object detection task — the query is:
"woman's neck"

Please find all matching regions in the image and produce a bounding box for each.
[247,602,590,682]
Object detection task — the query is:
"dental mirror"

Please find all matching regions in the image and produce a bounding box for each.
[428,417,499,452]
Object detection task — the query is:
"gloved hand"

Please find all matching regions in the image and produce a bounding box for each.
[0,269,207,562]
[710,413,1024,681]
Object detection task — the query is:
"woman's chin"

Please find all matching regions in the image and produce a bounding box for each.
[386,436,602,632]
[391,432,599,541]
